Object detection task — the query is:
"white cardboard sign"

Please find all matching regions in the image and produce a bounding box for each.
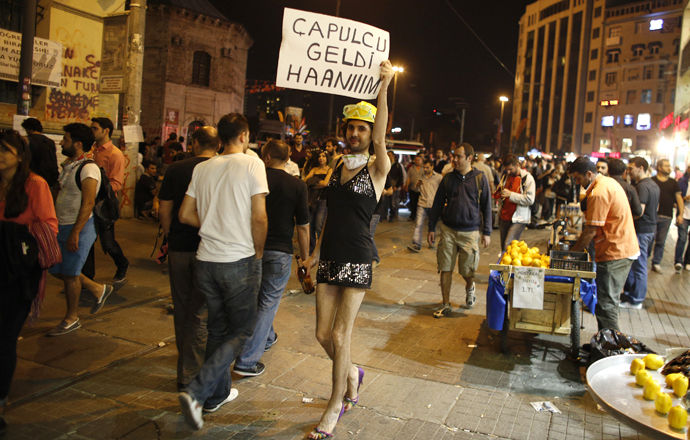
[122,125,144,143]
[512,267,545,310]
[0,30,62,88]
[276,8,390,100]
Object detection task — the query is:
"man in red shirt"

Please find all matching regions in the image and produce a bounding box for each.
[82,117,130,283]
[494,155,536,252]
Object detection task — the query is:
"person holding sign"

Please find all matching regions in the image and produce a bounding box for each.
[302,60,393,439]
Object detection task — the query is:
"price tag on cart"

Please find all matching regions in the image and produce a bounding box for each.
[512,266,545,310]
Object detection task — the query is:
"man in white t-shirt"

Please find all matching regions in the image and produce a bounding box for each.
[48,123,113,336]
[177,113,269,429]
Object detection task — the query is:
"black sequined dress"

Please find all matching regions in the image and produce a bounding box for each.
[317,162,378,288]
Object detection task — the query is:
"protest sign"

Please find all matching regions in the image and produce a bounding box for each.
[0,29,62,88]
[512,266,545,310]
[276,8,390,100]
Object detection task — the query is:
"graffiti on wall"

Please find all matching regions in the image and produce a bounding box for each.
[46,19,102,123]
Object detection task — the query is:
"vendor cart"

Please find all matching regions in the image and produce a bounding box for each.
[488,263,596,359]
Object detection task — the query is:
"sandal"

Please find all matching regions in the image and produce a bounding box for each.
[307,403,345,439]
[307,428,333,439]
[344,367,365,412]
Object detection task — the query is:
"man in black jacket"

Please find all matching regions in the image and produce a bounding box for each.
[427,143,491,317]
[385,151,405,221]
[21,118,59,196]
[607,159,643,218]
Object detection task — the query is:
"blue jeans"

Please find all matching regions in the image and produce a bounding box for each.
[675,219,690,265]
[652,217,672,265]
[309,199,328,254]
[413,206,431,247]
[235,251,291,369]
[369,214,381,263]
[622,232,655,305]
[186,256,261,408]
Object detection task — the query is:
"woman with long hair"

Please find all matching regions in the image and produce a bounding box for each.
[304,150,332,254]
[302,146,321,179]
[0,130,58,436]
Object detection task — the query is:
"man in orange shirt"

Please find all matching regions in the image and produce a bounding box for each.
[571,157,639,332]
[82,117,129,283]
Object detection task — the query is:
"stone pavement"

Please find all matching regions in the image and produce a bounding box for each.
[5,212,690,439]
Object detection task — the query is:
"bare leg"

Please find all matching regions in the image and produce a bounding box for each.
[311,284,365,437]
[63,275,81,324]
[462,275,474,290]
[440,271,452,304]
[80,275,105,300]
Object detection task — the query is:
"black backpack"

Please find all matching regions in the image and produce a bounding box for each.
[75,160,121,226]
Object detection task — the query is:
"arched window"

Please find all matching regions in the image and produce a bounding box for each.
[192,51,211,87]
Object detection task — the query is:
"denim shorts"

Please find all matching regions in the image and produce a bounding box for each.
[49,217,97,277]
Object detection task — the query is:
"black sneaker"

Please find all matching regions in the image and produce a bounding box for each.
[264,333,278,352]
[113,264,129,283]
[234,362,265,377]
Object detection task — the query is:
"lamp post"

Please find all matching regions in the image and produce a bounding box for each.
[388,66,403,133]
[498,96,509,156]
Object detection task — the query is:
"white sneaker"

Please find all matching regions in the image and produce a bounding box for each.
[179,392,204,430]
[652,264,663,274]
[686,264,690,271]
[203,388,239,413]
[675,263,683,273]
[619,301,643,310]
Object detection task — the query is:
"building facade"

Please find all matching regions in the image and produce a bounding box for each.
[141,0,252,143]
[512,0,596,155]
[590,0,684,158]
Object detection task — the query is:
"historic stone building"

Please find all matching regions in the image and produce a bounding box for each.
[141,0,253,142]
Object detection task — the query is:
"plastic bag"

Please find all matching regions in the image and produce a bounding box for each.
[587,329,656,368]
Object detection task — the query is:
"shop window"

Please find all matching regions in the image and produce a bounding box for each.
[623,114,634,127]
[636,113,651,130]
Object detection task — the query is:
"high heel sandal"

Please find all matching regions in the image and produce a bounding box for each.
[307,403,345,439]
[343,367,364,412]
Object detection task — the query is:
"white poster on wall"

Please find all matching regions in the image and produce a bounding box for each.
[276,8,390,100]
[0,29,62,87]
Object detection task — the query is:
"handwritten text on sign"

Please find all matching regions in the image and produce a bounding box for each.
[512,267,545,310]
[0,30,62,88]
[276,8,390,100]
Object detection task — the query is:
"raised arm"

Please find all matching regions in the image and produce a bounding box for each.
[371,61,394,179]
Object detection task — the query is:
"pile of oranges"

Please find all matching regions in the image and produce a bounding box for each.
[500,240,550,268]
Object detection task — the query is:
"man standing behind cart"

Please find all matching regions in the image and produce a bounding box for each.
[570,157,638,332]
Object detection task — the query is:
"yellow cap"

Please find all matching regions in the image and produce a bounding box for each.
[343,101,377,123]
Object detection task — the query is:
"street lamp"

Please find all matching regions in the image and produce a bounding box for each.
[389,66,404,133]
[498,96,509,155]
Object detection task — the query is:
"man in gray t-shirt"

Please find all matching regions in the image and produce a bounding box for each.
[621,157,659,308]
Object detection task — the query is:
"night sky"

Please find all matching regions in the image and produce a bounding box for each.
[212,0,533,144]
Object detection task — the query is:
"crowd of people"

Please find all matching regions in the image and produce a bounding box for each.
[3,67,690,437]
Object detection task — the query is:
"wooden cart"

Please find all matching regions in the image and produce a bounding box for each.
[488,264,596,359]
